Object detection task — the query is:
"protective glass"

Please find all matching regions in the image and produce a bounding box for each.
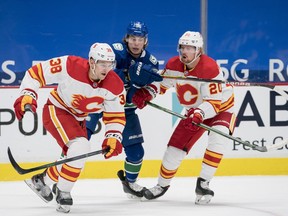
[96,61,116,70]
[178,45,197,54]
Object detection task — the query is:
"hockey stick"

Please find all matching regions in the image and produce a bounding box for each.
[147,101,288,152]
[24,104,33,112]
[7,147,108,175]
[260,139,288,151]
[161,75,288,101]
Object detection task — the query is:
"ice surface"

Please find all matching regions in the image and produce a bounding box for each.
[0,176,287,216]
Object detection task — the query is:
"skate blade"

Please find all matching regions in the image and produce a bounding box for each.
[140,196,152,202]
[195,194,213,205]
[56,204,71,213]
[126,193,142,200]
[142,189,156,200]
[24,179,51,203]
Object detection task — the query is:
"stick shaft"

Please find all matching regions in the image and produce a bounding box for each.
[146,101,264,151]
[264,139,288,151]
[8,147,106,175]
[161,75,288,101]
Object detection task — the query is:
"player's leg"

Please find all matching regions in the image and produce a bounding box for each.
[143,121,204,200]
[117,143,146,198]
[117,112,146,198]
[143,146,186,200]
[55,137,90,213]
[195,112,236,204]
[195,125,228,204]
[25,104,89,213]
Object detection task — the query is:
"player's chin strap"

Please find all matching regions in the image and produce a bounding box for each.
[160,75,288,101]
[146,101,288,152]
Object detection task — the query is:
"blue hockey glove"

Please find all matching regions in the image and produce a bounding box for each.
[128,62,163,87]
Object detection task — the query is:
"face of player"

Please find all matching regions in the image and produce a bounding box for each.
[126,35,146,57]
[179,45,198,64]
[89,59,114,81]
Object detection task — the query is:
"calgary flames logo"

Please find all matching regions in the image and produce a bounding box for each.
[71,94,104,112]
[176,83,198,105]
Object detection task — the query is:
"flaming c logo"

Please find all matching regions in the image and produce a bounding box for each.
[71,94,104,112]
[176,83,198,105]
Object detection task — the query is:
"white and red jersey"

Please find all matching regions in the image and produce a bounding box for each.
[154,55,234,119]
[19,55,126,134]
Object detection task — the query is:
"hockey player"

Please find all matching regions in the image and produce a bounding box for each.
[132,31,236,204]
[13,43,126,213]
[86,21,162,199]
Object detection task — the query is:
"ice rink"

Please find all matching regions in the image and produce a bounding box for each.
[0,176,287,216]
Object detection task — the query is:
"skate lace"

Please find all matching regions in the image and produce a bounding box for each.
[128,182,144,192]
[33,174,52,197]
[200,181,210,190]
[41,185,52,197]
[149,185,164,196]
[58,191,72,200]
[33,174,45,189]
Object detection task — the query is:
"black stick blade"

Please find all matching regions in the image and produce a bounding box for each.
[7,147,28,175]
[7,147,108,175]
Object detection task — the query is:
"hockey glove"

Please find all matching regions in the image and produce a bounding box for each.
[132,85,156,109]
[183,108,204,131]
[128,62,163,87]
[13,88,38,120]
[102,133,123,159]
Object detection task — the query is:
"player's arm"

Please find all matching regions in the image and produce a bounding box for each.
[128,62,162,87]
[128,51,160,86]
[182,81,222,131]
[130,63,180,109]
[197,69,224,119]
[126,61,162,103]
[20,56,69,91]
[14,56,68,120]
[101,88,126,159]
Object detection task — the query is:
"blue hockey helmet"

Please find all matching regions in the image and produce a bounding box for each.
[126,21,148,38]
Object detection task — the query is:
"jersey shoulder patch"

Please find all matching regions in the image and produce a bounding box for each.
[112,42,124,51]
[149,54,158,66]
[144,50,158,66]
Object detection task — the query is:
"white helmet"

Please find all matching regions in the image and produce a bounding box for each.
[178,31,203,49]
[177,31,203,66]
[89,43,115,62]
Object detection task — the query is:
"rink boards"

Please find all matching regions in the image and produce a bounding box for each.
[0,86,287,180]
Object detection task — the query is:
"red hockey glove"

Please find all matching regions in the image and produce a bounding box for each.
[13,89,38,120]
[183,108,204,131]
[102,133,123,159]
[132,85,156,109]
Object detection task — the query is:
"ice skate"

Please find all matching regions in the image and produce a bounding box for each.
[52,183,57,195]
[54,186,73,213]
[143,184,170,200]
[117,170,147,199]
[195,177,214,204]
[24,172,53,203]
